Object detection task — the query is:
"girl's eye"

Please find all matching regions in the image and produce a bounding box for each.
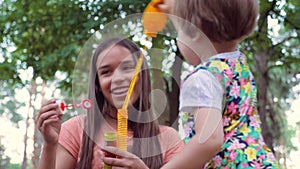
[123,64,135,71]
[99,70,111,75]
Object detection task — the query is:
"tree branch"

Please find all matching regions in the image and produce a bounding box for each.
[271,9,300,30]
[256,0,278,37]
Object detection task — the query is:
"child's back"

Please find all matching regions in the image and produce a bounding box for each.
[180,50,278,168]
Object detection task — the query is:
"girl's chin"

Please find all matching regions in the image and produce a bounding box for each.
[111,94,138,109]
[111,99,125,109]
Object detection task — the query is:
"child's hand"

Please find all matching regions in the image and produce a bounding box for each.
[156,0,175,15]
[36,99,63,146]
[100,146,149,169]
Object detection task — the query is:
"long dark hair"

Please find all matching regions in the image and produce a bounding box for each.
[76,37,163,169]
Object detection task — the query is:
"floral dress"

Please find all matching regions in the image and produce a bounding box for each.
[179,51,278,168]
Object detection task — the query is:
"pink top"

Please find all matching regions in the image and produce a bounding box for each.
[59,115,184,168]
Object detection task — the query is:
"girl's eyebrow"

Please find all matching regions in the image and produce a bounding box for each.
[121,60,135,64]
[97,58,135,70]
[97,65,109,70]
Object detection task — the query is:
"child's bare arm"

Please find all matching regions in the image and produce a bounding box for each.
[161,107,224,169]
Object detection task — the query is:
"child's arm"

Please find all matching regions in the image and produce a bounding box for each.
[161,107,224,169]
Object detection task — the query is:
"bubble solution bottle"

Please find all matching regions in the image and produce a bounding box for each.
[103,132,117,169]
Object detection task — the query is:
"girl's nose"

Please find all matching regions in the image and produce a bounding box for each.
[112,69,126,83]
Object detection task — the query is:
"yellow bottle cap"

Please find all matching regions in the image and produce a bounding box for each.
[104,132,117,141]
[103,164,112,169]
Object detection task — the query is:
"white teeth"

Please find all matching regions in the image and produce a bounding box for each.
[112,91,127,94]
[112,88,128,94]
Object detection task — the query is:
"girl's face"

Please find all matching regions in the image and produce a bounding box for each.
[96,45,140,109]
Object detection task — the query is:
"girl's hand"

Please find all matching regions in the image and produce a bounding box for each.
[36,99,63,146]
[100,146,149,169]
[156,0,175,15]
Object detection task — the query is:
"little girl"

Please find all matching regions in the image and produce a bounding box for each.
[101,0,279,168]
[158,0,279,168]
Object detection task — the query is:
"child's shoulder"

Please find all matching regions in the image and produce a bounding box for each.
[183,66,218,86]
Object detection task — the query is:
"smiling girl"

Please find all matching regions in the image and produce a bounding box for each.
[36,37,183,169]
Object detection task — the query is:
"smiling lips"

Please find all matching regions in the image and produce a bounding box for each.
[111,87,128,98]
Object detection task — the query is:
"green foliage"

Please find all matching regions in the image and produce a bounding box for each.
[0,81,23,124]
[240,0,300,163]
[1,0,90,86]
[6,163,21,169]
[0,0,149,91]
[0,143,10,169]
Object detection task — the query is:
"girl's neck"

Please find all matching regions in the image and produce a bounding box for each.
[212,41,238,54]
[108,106,118,118]
[103,106,118,127]
[104,106,133,131]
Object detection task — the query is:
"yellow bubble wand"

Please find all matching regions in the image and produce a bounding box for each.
[117,0,167,151]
